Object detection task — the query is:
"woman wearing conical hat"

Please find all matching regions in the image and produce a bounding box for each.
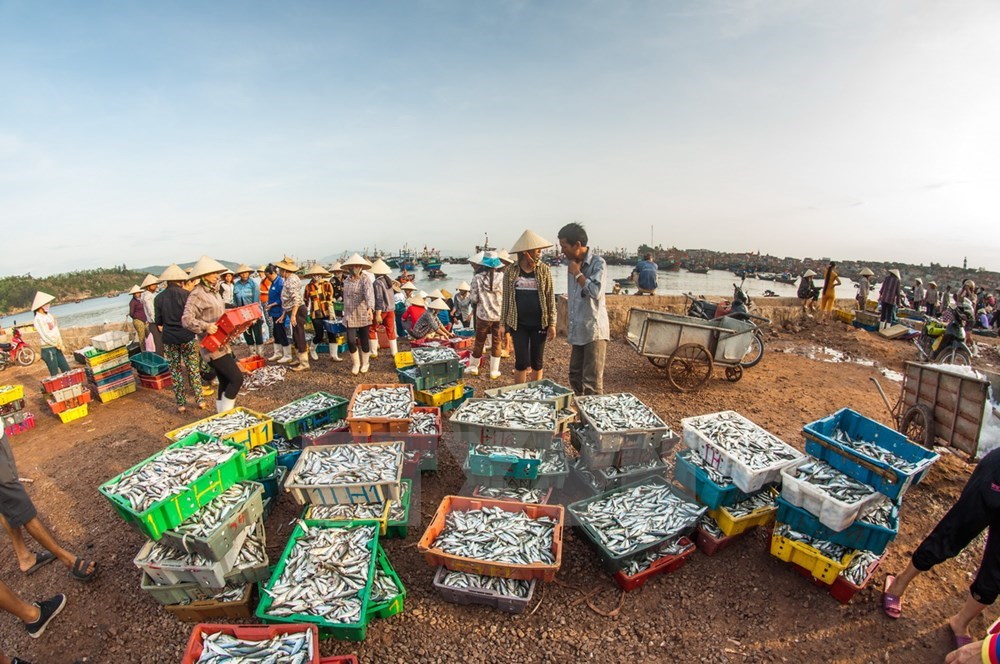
[219,270,236,309]
[502,230,557,384]
[303,263,340,363]
[139,273,163,354]
[451,281,473,329]
[855,267,874,311]
[368,259,400,359]
[232,265,264,357]
[31,292,69,376]
[341,254,375,375]
[127,285,149,351]
[797,269,819,318]
[466,251,505,380]
[275,256,310,372]
[155,264,207,413]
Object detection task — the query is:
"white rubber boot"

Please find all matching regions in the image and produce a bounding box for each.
[267,344,282,361]
[388,339,399,357]
[360,351,370,374]
[292,352,310,371]
[465,358,480,376]
[329,344,343,362]
[309,344,319,361]
[369,339,378,359]
[489,356,502,380]
[350,351,361,375]
[216,396,236,413]
[277,346,294,364]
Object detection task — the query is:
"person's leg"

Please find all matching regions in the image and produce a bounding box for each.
[950,527,1000,637]
[368,319,379,359]
[293,310,308,353]
[510,326,530,384]
[163,344,186,408]
[581,340,607,395]
[384,311,399,356]
[210,354,243,402]
[39,348,59,376]
[358,325,371,373]
[0,514,38,572]
[346,328,361,374]
[0,578,40,624]
[529,326,547,381]
[569,344,584,395]
[54,350,69,374]
[20,518,81,571]
[181,341,206,407]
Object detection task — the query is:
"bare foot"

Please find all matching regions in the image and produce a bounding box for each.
[949,614,971,639]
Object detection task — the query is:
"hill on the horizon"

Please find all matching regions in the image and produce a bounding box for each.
[136,260,241,276]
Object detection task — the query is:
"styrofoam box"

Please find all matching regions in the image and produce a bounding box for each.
[779,460,884,533]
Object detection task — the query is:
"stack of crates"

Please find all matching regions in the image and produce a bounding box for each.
[768,408,938,604]
[394,347,470,413]
[40,369,91,423]
[131,351,172,390]
[85,332,136,404]
[319,318,348,356]
[1,385,34,436]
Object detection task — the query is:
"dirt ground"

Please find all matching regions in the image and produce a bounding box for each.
[2,317,999,664]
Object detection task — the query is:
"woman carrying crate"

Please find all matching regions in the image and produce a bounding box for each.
[154,264,207,413]
[466,251,505,379]
[341,253,375,375]
[502,230,557,384]
[31,292,69,377]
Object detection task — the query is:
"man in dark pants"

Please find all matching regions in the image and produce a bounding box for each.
[557,222,609,395]
[883,448,1000,648]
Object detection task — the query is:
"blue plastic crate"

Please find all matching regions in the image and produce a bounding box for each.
[466,445,541,479]
[322,319,347,335]
[130,352,170,376]
[275,449,302,471]
[775,496,898,555]
[672,449,757,510]
[803,408,939,503]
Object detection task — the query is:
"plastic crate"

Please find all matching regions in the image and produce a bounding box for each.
[275,448,302,471]
[304,500,390,536]
[451,398,566,450]
[159,482,265,562]
[40,369,87,394]
[218,304,263,334]
[594,457,671,493]
[431,565,536,614]
[414,381,465,408]
[2,408,32,427]
[87,357,133,383]
[139,372,173,390]
[165,407,274,449]
[803,408,939,502]
[829,552,887,604]
[92,381,137,404]
[84,345,128,366]
[575,393,672,453]
[769,528,857,584]
[49,382,87,402]
[440,385,474,413]
[237,355,266,373]
[268,392,349,440]
[483,379,575,411]
[243,444,278,481]
[780,459,883,533]
[90,330,130,351]
[181,624,319,664]
[369,406,441,461]
[135,524,252,588]
[323,319,347,335]
[256,521,379,641]
[612,536,696,592]
[346,384,413,436]
[672,449,761,510]
[130,351,170,376]
[98,432,247,540]
[164,583,254,622]
[259,465,287,500]
[707,491,778,537]
[320,657,359,663]
[385,479,412,538]
[0,398,25,416]
[775,496,898,555]
[695,524,745,557]
[141,558,272,606]
[0,385,25,406]
[399,347,463,390]
[681,411,804,493]
[417,496,565,582]
[471,485,554,504]
[47,391,92,415]
[4,413,35,436]
[466,445,541,479]
[367,547,406,620]
[285,442,403,505]
[58,403,89,423]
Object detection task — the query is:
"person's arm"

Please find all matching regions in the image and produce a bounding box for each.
[573,256,605,300]
[34,315,60,347]
[181,294,216,335]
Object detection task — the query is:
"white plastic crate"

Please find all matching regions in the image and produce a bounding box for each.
[90,331,130,351]
[134,523,252,588]
[284,442,403,506]
[779,461,883,533]
[680,411,803,493]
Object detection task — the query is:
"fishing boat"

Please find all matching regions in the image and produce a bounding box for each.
[775,272,797,285]
[426,268,448,280]
[686,266,710,274]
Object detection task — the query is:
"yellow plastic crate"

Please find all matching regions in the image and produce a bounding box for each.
[770,530,857,584]
[94,382,137,404]
[164,407,274,449]
[394,351,414,369]
[0,385,25,406]
[833,309,855,324]
[415,381,465,407]
[85,346,128,368]
[58,403,89,424]
[708,501,777,537]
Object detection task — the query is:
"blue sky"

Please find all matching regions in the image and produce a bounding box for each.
[2,0,998,275]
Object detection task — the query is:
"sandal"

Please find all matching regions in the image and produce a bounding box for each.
[70,558,98,582]
[951,626,974,650]
[24,551,55,576]
[882,575,902,619]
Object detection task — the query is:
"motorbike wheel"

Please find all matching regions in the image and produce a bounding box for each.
[16,347,35,366]
[0,352,8,371]
[739,330,765,368]
[937,347,972,366]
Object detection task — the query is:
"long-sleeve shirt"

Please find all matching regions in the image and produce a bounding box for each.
[470,270,503,323]
[33,312,63,348]
[281,273,303,312]
[219,282,235,306]
[502,262,556,331]
[411,310,445,339]
[181,283,228,360]
[232,277,260,308]
[305,280,334,319]
[155,284,196,345]
[267,276,284,319]
[878,274,901,306]
[566,250,609,346]
[140,290,156,321]
[452,292,474,321]
[373,276,394,313]
[923,286,938,306]
[343,276,374,328]
[402,305,425,334]
[129,297,147,322]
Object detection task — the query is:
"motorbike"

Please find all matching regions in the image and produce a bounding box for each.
[914,303,974,365]
[685,282,769,368]
[0,328,36,370]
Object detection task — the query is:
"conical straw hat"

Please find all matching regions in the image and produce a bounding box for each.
[370,259,392,275]
[428,289,444,300]
[888,269,901,279]
[418,290,429,298]
[457,281,470,291]
[302,263,330,277]
[342,253,372,269]
[274,255,300,272]
[159,264,188,282]
[140,274,161,288]
[407,296,427,307]
[329,261,343,273]
[31,291,55,311]
[858,267,874,276]
[128,285,142,295]
[498,249,514,265]
[802,269,817,278]
[428,298,449,311]
[469,251,485,265]
[510,229,553,254]
[235,264,254,275]
[188,256,229,280]
[401,281,417,291]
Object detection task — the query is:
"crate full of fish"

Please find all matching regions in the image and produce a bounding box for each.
[466,444,543,479]
[395,347,463,390]
[243,444,278,481]
[413,380,465,408]
[384,479,412,538]
[769,523,858,584]
[828,550,886,604]
[574,393,673,453]
[302,420,353,447]
[775,495,898,555]
[346,384,414,436]
[706,489,778,537]
[268,392,349,440]
[451,398,573,450]
[672,449,761,510]
[780,457,883,533]
[368,547,406,620]
[681,411,804,493]
[305,500,390,534]
[483,379,575,411]
[368,406,441,459]
[158,482,265,562]
[163,582,255,622]
[568,476,705,573]
[98,432,248,540]
[695,514,745,557]
[432,566,537,614]
[135,519,265,588]
[803,408,939,502]
[594,456,671,493]
[471,485,554,505]
[418,496,564,582]
[141,550,271,606]
[285,441,404,506]
[612,535,696,592]
[180,624,318,664]
[257,521,380,641]
[165,407,274,450]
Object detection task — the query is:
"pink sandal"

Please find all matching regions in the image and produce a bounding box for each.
[882,575,902,619]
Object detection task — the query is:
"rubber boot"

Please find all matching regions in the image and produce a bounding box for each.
[513,369,528,384]
[329,345,343,362]
[369,340,378,360]
[277,346,294,364]
[292,352,310,371]
[360,351,370,374]
[350,350,361,375]
[465,357,480,376]
[489,356,502,380]
[388,339,399,358]
[309,344,319,361]
[217,396,236,413]
[267,343,282,361]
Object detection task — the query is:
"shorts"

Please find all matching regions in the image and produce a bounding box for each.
[0,433,37,527]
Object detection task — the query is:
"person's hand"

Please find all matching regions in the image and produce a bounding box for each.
[290,316,297,328]
[546,326,556,341]
[567,260,582,277]
[207,323,218,335]
[374,310,382,322]
[277,314,285,324]
[945,639,984,664]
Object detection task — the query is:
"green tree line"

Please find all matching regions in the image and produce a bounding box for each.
[0,266,146,314]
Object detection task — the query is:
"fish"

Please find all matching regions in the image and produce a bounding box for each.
[676,449,734,486]
[452,400,558,431]
[350,386,413,420]
[167,483,257,539]
[493,382,571,403]
[832,429,924,474]
[174,582,247,606]
[841,549,881,586]
[411,347,461,364]
[369,566,400,604]
[788,459,877,505]
[473,486,547,503]
[170,410,266,441]
[242,365,287,392]
[684,411,800,470]
[293,443,403,486]
[621,535,693,576]
[267,393,345,424]
[440,570,531,598]
[195,629,312,663]
[431,506,556,565]
[137,521,266,570]
[409,411,439,435]
[722,490,775,518]
[698,514,726,538]
[576,394,667,431]
[774,523,852,561]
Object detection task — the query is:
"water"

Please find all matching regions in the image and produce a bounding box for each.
[2,267,858,330]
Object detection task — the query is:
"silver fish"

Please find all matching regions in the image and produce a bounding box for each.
[411,347,461,364]
[195,629,312,663]
[698,514,726,538]
[621,535,693,576]
[494,382,572,403]
[841,549,881,586]
[242,365,287,392]
[684,411,800,470]
[774,523,852,561]
[308,503,385,521]
[137,521,266,570]
[302,420,349,442]
[293,443,403,486]
[174,582,248,606]
[369,566,400,604]
[832,429,924,474]
[268,393,345,424]
[789,459,877,505]
[440,569,531,598]
[431,506,556,565]
[170,411,266,441]
[576,393,667,431]
[722,491,775,518]
[474,486,547,503]
[676,449,734,486]
[453,399,558,431]
[409,411,439,435]
[386,482,409,522]
[350,386,413,420]
[169,483,257,539]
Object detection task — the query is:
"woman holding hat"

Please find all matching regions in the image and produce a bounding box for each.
[879,268,902,330]
[452,282,474,329]
[31,292,69,376]
[368,259,399,359]
[139,273,163,354]
[341,254,375,374]
[155,264,207,413]
[182,256,244,412]
[304,263,339,363]
[127,285,149,349]
[275,256,309,371]
[856,267,874,311]
[502,230,557,384]
[797,270,820,318]
[467,251,505,379]
[233,265,263,356]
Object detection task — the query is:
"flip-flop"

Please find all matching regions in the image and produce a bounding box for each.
[24,551,55,575]
[882,575,902,619]
[70,558,98,582]
[952,627,974,650]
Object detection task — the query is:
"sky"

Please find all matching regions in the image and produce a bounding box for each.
[2,0,998,276]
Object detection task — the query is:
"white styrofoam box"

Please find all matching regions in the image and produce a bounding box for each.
[779,461,884,533]
[90,331,130,352]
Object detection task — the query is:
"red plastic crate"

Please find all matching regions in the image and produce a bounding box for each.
[0,398,26,416]
[218,304,263,334]
[237,355,266,373]
[47,391,92,415]
[613,537,696,592]
[4,413,35,436]
[138,372,173,390]
[829,553,886,604]
[181,624,319,664]
[450,337,473,351]
[695,525,745,557]
[40,369,87,394]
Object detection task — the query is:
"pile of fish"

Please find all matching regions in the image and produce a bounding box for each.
[573,483,703,557]
[303,420,349,441]
[104,439,238,512]
[350,386,413,420]
[263,523,375,624]
[409,410,439,434]
[270,436,298,454]
[241,365,286,392]
[472,445,543,461]
[788,459,877,505]
[453,400,556,430]
[832,429,924,474]
[685,411,800,470]
[439,570,532,598]
[139,522,266,570]
[268,393,345,423]
[432,506,557,565]
[412,347,459,364]
[170,410,266,442]
[698,514,726,539]
[680,449,734,486]
[840,550,881,586]
[387,483,409,522]
[474,486,547,503]
[293,443,403,486]
[175,583,246,606]
[195,628,312,663]
[309,503,386,521]
[859,498,895,528]
[537,451,567,475]
[621,535,693,576]
[244,445,272,463]
[232,524,267,568]
[170,483,256,539]
[370,566,400,604]
[774,523,852,561]
[495,382,570,403]
[576,394,667,431]
[723,491,775,518]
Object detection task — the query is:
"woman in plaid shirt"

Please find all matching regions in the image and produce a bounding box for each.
[303,264,340,362]
[341,253,375,375]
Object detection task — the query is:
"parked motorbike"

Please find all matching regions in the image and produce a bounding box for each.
[914,301,974,365]
[685,282,769,368]
[0,328,36,370]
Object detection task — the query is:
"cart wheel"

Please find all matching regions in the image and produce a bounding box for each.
[725,365,743,382]
[667,343,713,392]
[647,356,669,369]
[900,404,935,448]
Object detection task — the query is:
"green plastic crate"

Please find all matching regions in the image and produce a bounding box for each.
[385,479,412,539]
[368,546,406,620]
[98,432,247,540]
[268,392,349,440]
[244,444,278,481]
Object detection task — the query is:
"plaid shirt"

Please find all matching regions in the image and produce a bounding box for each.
[305,280,333,319]
[343,276,374,327]
[281,273,304,312]
[501,261,556,330]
